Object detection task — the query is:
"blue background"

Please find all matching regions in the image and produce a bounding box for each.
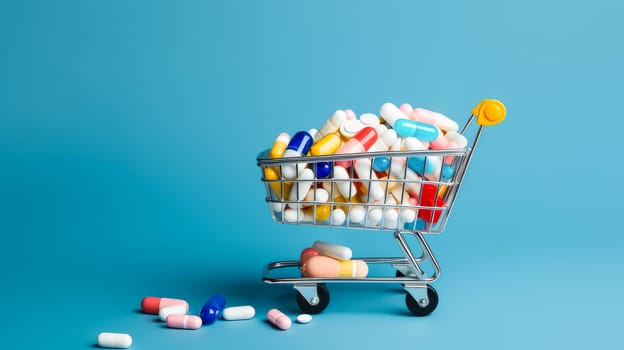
[1,0,622,348]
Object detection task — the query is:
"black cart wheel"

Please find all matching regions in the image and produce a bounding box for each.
[296,284,330,314]
[405,285,438,316]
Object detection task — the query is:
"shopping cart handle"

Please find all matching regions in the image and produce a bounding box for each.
[472,99,506,126]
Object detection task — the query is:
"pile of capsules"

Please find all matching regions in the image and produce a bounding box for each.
[97,295,312,348]
[301,240,368,278]
[263,102,468,230]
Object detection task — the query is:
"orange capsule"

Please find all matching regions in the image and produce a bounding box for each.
[166,315,203,330]
[303,256,368,278]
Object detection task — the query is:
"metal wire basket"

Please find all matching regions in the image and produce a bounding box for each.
[256,99,506,316]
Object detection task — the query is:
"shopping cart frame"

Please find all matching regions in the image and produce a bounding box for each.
[256,100,505,316]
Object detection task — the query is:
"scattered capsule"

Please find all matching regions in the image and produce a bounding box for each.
[141,297,188,315]
[267,308,292,330]
[159,303,188,321]
[97,332,132,349]
[166,315,203,330]
[200,294,226,325]
[222,306,256,321]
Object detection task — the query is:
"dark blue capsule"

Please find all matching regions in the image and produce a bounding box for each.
[200,294,226,325]
[314,162,332,178]
[286,131,313,155]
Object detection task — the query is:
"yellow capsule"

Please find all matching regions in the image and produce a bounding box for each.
[264,167,291,199]
[269,133,290,159]
[305,205,331,221]
[310,133,342,156]
[438,185,448,198]
[378,175,399,193]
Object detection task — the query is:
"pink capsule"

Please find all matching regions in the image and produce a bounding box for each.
[429,129,449,150]
[267,308,292,330]
[166,315,203,330]
[334,126,378,168]
[399,103,413,116]
[344,109,356,120]
[410,108,459,132]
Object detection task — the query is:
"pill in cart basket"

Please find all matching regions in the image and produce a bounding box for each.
[258,100,506,316]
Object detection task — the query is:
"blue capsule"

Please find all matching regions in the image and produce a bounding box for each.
[404,218,428,231]
[286,131,313,155]
[200,294,226,325]
[441,164,454,181]
[393,119,438,141]
[372,157,390,172]
[314,162,332,178]
[406,157,436,176]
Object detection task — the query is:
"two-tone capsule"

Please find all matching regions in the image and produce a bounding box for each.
[281,131,314,179]
[166,315,203,330]
[141,296,188,315]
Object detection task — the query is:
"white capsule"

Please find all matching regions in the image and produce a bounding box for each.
[389,157,422,196]
[382,208,399,229]
[270,201,285,214]
[296,314,313,324]
[348,206,366,224]
[401,208,417,223]
[446,131,468,148]
[288,168,315,209]
[284,208,304,222]
[354,159,384,201]
[402,137,427,151]
[304,188,329,203]
[381,129,398,148]
[316,110,347,142]
[97,332,132,349]
[313,240,352,260]
[331,208,346,225]
[374,124,388,136]
[366,207,383,226]
[222,305,255,321]
[423,156,444,181]
[380,102,408,127]
[159,303,188,321]
[333,166,357,200]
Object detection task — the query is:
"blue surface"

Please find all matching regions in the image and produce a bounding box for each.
[1,0,623,349]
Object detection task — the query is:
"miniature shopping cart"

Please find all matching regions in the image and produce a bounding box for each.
[256,99,506,316]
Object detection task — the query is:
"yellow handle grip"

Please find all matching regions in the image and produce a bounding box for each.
[472,99,506,126]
